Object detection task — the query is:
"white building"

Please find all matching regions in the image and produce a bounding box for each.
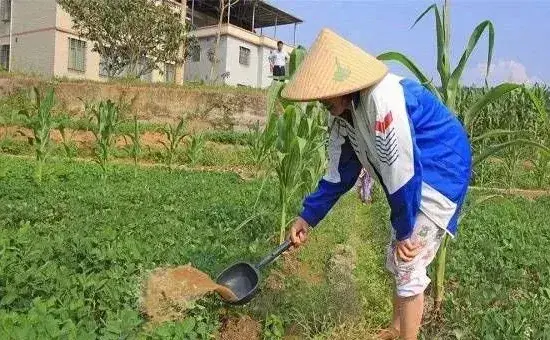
[0,0,302,88]
[0,0,187,83]
[185,0,301,88]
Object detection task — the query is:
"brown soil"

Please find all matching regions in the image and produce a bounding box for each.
[281,249,323,285]
[141,264,237,324]
[218,315,261,340]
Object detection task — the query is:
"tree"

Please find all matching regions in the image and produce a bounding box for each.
[208,0,239,84]
[58,0,198,79]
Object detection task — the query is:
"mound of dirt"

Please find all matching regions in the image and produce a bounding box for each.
[218,315,261,340]
[141,264,237,323]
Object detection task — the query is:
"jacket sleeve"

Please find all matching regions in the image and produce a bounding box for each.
[299,121,362,227]
[370,86,422,241]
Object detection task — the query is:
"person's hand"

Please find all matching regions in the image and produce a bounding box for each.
[289,217,309,248]
[395,238,421,262]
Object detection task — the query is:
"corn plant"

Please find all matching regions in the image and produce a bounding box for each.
[525,85,550,188]
[185,133,205,166]
[273,102,327,243]
[160,117,187,171]
[250,112,278,170]
[18,87,56,183]
[87,100,120,178]
[376,0,546,313]
[124,114,141,178]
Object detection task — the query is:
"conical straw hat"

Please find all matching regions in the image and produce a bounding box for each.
[282,28,388,102]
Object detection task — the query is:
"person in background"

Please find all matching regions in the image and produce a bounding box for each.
[269,41,289,80]
[357,168,374,204]
[282,28,472,340]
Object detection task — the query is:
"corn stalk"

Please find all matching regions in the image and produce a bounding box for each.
[273,103,327,243]
[254,45,328,243]
[186,134,205,166]
[124,114,141,178]
[88,100,120,178]
[524,85,550,187]
[18,87,56,183]
[160,117,187,171]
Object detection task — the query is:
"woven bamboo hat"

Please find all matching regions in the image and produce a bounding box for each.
[282,28,388,102]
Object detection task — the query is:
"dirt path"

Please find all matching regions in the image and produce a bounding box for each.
[469,186,550,200]
[0,125,171,149]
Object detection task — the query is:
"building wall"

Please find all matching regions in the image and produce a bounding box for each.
[186,24,294,88]
[184,35,228,84]
[53,30,101,81]
[7,0,57,75]
[224,35,259,87]
[11,30,56,76]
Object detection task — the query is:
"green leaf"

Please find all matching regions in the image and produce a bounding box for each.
[411,4,438,29]
[377,52,440,98]
[471,129,525,144]
[524,86,549,121]
[448,21,495,108]
[474,139,550,167]
[181,317,196,333]
[463,83,521,129]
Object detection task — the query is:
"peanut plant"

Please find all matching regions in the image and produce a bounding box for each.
[18,87,56,183]
[160,117,187,171]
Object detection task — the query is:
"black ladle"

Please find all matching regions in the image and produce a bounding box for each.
[216,239,292,305]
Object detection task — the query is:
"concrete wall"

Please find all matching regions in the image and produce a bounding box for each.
[12,30,56,76]
[224,35,258,87]
[184,35,227,84]
[0,0,57,75]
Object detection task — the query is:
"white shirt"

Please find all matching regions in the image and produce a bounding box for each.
[270,50,288,67]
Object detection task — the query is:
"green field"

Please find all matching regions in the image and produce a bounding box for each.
[1,156,549,339]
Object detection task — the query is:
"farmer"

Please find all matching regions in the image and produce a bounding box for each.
[269,41,289,80]
[283,29,472,339]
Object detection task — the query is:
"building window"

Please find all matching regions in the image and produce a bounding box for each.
[239,46,250,66]
[0,44,9,70]
[0,0,11,21]
[68,38,86,72]
[190,45,201,62]
[165,63,176,83]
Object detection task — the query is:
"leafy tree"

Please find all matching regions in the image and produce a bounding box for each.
[58,0,198,78]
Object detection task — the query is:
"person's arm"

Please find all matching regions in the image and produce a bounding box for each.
[369,86,422,241]
[299,122,362,227]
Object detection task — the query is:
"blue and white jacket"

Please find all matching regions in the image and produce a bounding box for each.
[300,73,472,241]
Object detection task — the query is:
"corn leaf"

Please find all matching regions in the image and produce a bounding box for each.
[377,52,441,99]
[448,20,495,108]
[471,129,526,144]
[474,139,550,167]
[463,83,521,129]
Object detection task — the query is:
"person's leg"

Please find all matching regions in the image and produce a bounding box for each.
[391,290,401,331]
[398,293,424,339]
[385,213,445,339]
[377,232,401,340]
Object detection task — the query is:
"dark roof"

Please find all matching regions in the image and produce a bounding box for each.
[187,0,302,29]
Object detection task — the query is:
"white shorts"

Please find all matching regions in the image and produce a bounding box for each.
[385,212,446,298]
